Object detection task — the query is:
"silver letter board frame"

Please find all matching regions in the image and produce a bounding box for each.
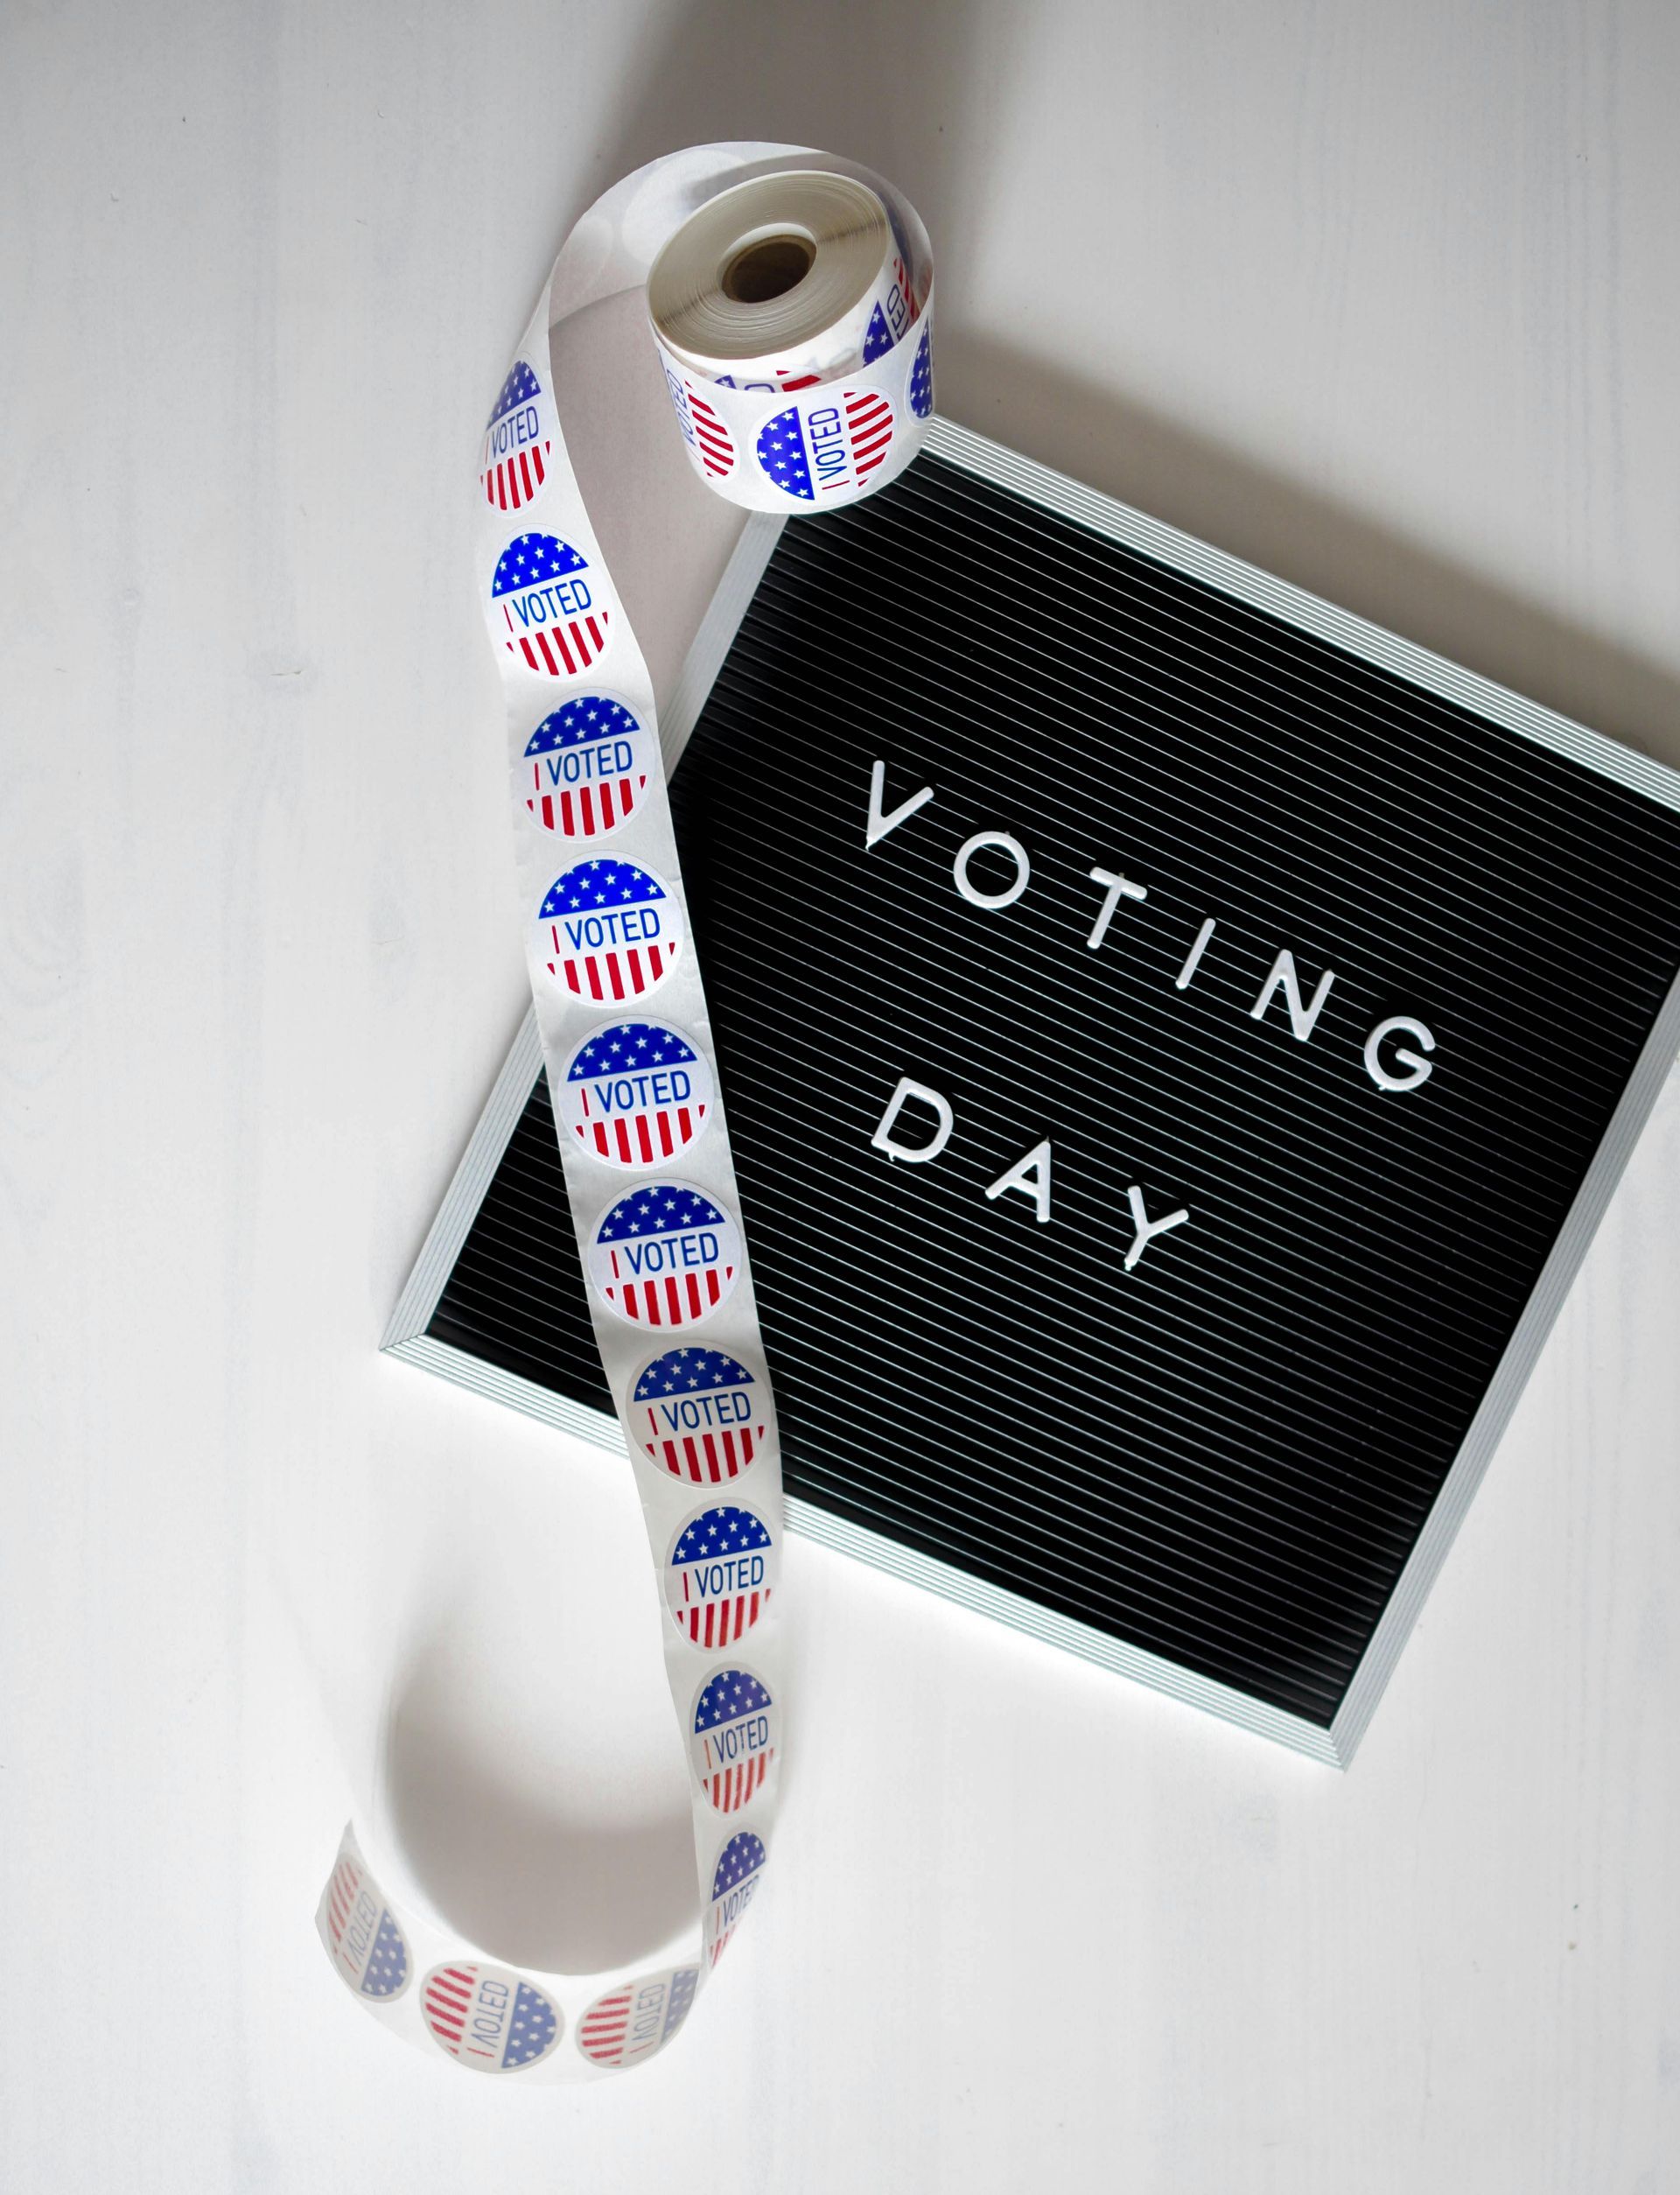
[382,415,1680,1764]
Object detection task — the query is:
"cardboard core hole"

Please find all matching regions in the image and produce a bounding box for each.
[721,234,816,304]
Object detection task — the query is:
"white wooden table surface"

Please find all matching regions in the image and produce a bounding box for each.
[4,3,1677,2188]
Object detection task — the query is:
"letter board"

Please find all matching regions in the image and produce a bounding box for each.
[387,419,1680,1763]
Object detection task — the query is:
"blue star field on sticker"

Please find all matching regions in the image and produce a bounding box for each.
[597,1186,725,1243]
[712,1829,768,1898]
[696,1669,773,1729]
[524,697,639,754]
[500,1982,560,2067]
[674,1505,773,1564]
[539,859,666,920]
[863,301,895,363]
[663,1967,700,2031]
[909,326,933,417]
[492,532,588,595]
[755,411,814,499]
[358,1911,409,1998]
[633,1346,755,1401]
[487,359,542,427]
[567,1023,697,1082]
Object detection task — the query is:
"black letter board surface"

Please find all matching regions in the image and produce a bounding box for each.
[387,420,1680,1764]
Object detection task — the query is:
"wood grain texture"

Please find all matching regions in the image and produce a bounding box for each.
[2,2,1676,2187]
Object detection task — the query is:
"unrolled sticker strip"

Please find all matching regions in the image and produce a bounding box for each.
[319,144,933,2079]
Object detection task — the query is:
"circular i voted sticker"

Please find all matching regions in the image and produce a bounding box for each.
[421,1963,562,2073]
[558,1022,712,1170]
[691,1667,778,1813]
[521,696,654,841]
[629,1344,774,1483]
[665,1502,775,1648]
[481,361,551,512]
[318,1850,410,2001]
[536,858,682,1004]
[756,389,896,501]
[491,531,609,677]
[589,1182,739,1329]
[706,1831,768,1967]
[577,1965,700,2069]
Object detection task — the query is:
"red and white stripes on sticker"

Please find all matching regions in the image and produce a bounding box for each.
[528,767,639,838]
[551,936,670,1002]
[504,606,610,677]
[702,1748,770,1814]
[574,1094,704,1166]
[577,1988,635,2065]
[324,1856,360,1952]
[841,389,892,484]
[423,1967,488,2062]
[485,439,550,511]
[683,382,734,478]
[608,1259,731,1326]
[645,1418,758,1484]
[675,1582,764,1650]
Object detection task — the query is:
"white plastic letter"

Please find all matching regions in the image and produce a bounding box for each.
[1085,867,1147,950]
[1175,916,1216,991]
[870,1076,955,1163]
[1249,949,1335,1041]
[865,759,935,850]
[953,831,1031,910]
[984,1139,1053,1224]
[1124,1184,1190,1271]
[1363,1015,1437,1093]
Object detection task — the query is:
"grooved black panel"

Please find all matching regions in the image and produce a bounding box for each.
[428,452,1680,1729]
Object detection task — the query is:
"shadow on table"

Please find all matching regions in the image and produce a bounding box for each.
[385,1588,697,1974]
[595,0,1680,782]
[594,0,1023,303]
[939,329,1680,782]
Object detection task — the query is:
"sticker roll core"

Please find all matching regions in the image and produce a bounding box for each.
[319,143,933,2082]
[720,230,816,304]
[648,170,896,372]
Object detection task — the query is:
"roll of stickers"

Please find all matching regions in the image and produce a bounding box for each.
[650,169,922,472]
[318,145,933,2079]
